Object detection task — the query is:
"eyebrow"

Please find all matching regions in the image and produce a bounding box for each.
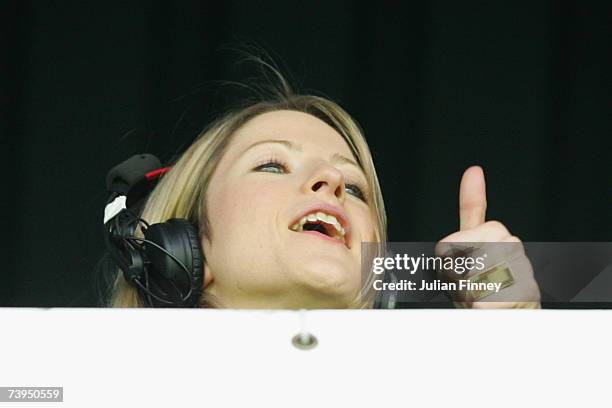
[241,139,361,169]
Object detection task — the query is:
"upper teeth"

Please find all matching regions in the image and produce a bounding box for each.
[290,211,346,241]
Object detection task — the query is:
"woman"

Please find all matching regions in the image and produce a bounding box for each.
[108,64,540,309]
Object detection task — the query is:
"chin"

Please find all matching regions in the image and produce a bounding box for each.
[293,261,361,307]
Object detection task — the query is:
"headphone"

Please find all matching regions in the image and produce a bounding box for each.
[103,154,204,307]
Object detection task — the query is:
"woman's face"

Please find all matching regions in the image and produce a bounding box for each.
[203,110,377,308]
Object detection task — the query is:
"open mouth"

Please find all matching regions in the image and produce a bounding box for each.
[290,211,348,246]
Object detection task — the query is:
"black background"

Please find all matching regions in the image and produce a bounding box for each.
[2,1,611,306]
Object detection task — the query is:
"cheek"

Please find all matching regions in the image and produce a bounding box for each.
[352,208,378,242]
[208,180,284,239]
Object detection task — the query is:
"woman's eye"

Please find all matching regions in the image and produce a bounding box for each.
[254,161,287,174]
[345,183,367,202]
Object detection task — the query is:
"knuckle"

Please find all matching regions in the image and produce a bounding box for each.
[485,220,508,233]
[438,231,461,243]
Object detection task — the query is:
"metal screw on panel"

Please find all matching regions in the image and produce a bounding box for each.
[292,332,318,350]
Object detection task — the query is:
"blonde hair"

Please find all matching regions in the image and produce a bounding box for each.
[109,73,387,308]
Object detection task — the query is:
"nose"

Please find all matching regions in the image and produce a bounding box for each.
[303,162,346,202]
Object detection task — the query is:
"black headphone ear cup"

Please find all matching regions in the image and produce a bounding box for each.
[170,218,204,293]
[142,218,204,307]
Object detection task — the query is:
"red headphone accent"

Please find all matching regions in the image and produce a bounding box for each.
[145,167,171,181]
